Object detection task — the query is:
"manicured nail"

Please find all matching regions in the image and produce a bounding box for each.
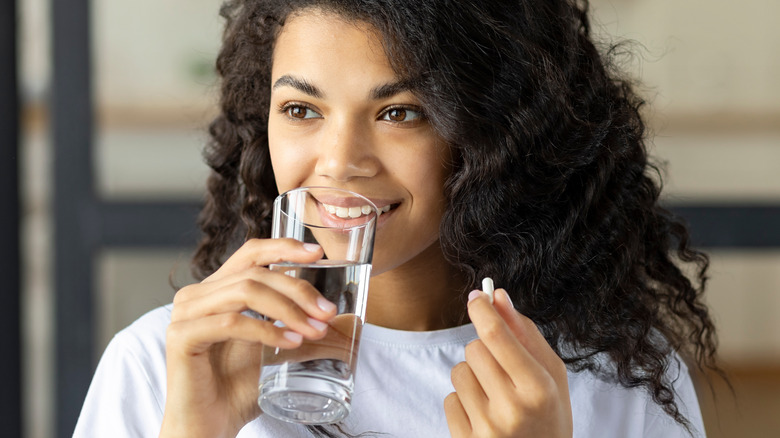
[284,331,303,344]
[303,243,321,252]
[468,290,481,303]
[307,317,328,332]
[317,297,337,313]
[500,289,514,308]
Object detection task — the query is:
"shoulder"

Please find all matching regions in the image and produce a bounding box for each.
[106,304,173,383]
[73,304,173,437]
[568,355,706,438]
[96,303,173,385]
[113,303,173,349]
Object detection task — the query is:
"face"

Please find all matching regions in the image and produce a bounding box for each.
[268,10,451,275]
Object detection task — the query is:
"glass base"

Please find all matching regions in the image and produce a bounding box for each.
[258,374,351,425]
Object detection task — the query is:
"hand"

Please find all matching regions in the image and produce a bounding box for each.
[444,288,573,438]
[159,239,338,438]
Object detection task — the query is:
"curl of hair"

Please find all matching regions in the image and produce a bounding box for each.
[193,0,720,434]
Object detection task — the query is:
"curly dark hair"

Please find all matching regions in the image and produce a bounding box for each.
[193,0,721,435]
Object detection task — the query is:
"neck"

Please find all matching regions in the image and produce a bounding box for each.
[365,241,467,331]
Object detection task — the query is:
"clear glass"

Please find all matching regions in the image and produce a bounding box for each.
[258,187,377,425]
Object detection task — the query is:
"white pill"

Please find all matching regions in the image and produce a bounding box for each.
[482,277,495,304]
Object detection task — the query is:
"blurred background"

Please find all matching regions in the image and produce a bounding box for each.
[3,0,779,436]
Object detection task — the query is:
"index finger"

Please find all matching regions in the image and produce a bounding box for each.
[467,292,546,385]
[491,288,565,378]
[204,238,323,282]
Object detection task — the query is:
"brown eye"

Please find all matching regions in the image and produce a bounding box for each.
[387,108,407,122]
[380,106,423,123]
[283,104,320,119]
[289,107,305,118]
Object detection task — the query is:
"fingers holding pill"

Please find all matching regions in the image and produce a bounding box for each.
[449,281,573,437]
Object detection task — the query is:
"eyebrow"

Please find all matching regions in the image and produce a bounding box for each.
[272,75,324,98]
[369,79,417,100]
[272,74,417,101]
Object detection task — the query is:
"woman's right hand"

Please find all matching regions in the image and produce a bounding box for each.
[158,238,338,438]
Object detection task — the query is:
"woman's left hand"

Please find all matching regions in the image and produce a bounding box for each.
[444,288,573,438]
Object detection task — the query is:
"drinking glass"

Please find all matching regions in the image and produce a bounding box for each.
[257,186,377,425]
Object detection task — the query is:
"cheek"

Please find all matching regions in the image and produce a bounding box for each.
[388,147,450,233]
[394,146,450,203]
[268,136,312,193]
[411,148,451,237]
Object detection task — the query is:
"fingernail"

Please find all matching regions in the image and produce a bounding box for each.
[283,331,303,344]
[307,317,328,332]
[501,289,515,308]
[468,290,481,303]
[317,297,337,313]
[303,243,321,252]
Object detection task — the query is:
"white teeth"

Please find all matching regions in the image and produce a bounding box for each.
[322,202,392,218]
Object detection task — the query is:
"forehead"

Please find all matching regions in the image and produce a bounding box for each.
[271,10,394,83]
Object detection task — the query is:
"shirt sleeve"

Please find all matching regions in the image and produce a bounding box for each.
[73,311,169,437]
[570,354,707,438]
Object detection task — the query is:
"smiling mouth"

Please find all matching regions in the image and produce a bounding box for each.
[321,202,394,219]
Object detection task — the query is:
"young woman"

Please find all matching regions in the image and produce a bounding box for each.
[75,1,719,437]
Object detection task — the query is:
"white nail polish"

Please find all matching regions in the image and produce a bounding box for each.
[303,243,321,252]
[283,331,303,344]
[307,317,328,332]
[503,289,515,308]
[317,297,337,313]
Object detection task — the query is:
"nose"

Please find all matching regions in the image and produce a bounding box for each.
[314,118,379,182]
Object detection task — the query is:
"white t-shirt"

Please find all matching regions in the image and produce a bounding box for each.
[74,305,706,437]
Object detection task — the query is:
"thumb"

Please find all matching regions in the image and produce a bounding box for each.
[492,288,560,371]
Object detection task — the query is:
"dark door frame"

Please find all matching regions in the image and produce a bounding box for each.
[51,1,199,436]
[1,0,21,435]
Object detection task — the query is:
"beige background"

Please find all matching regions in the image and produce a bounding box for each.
[19,0,780,437]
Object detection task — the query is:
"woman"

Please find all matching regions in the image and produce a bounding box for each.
[75,1,719,437]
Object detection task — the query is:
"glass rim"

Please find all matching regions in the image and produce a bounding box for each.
[275,186,379,230]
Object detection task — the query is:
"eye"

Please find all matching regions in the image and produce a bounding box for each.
[380,106,424,123]
[283,104,321,120]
